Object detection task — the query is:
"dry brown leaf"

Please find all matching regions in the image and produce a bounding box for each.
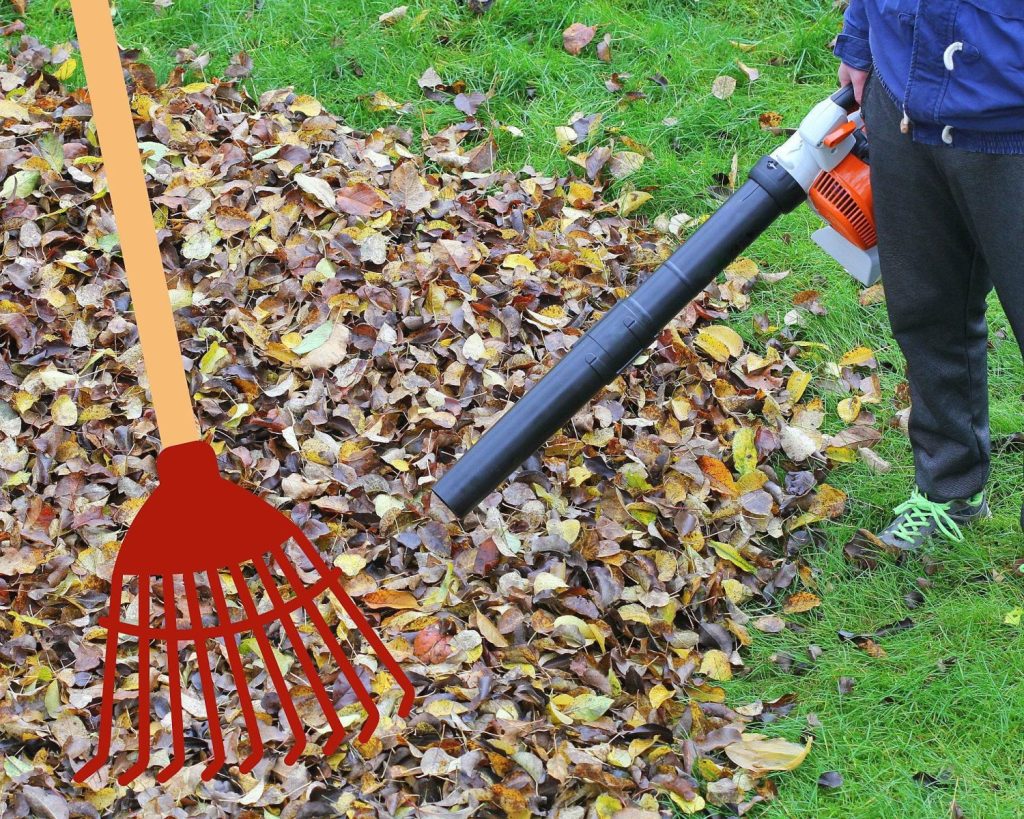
[563,22,598,56]
[712,75,737,99]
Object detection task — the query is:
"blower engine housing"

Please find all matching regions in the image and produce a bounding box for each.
[808,148,880,285]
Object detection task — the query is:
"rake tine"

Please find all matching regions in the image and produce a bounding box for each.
[118,576,152,785]
[271,543,381,742]
[293,534,415,716]
[253,556,347,755]
[230,564,308,764]
[206,568,264,774]
[183,573,226,781]
[156,575,186,784]
[73,571,125,783]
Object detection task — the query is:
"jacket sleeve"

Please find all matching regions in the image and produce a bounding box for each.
[834,0,872,70]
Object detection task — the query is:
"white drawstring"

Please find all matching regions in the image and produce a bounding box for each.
[943,41,965,71]
[942,125,955,144]
[901,107,911,134]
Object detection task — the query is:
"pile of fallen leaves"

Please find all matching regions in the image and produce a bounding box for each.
[0,33,891,819]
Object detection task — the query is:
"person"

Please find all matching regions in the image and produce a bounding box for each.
[834,0,1024,549]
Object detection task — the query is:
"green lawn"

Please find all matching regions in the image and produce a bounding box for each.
[7,0,1024,816]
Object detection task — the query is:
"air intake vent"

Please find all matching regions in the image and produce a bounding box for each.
[810,170,876,249]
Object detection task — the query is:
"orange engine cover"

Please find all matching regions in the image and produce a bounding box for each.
[809,153,876,250]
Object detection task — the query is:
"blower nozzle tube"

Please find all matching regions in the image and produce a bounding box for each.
[433,156,806,518]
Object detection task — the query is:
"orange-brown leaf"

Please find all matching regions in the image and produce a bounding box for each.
[783,592,822,614]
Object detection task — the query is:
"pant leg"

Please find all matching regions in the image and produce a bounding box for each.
[861,71,994,502]
[932,134,1024,528]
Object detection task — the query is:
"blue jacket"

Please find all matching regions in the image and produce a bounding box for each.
[835,0,1024,154]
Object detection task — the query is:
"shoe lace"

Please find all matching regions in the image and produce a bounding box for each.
[891,489,965,543]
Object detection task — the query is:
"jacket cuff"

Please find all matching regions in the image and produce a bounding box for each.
[834,33,872,71]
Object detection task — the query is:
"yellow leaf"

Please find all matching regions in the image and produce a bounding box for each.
[553,615,597,647]
[839,346,877,367]
[0,99,29,121]
[783,591,822,614]
[664,471,689,503]
[826,445,858,463]
[736,469,768,493]
[669,793,706,815]
[567,692,614,722]
[363,590,419,610]
[726,257,760,279]
[568,180,595,206]
[425,281,448,316]
[649,684,674,709]
[724,578,753,605]
[45,679,61,718]
[51,394,78,427]
[568,465,592,486]
[594,794,624,819]
[618,190,652,216]
[52,58,78,81]
[366,90,405,111]
[534,571,568,594]
[699,649,733,681]
[550,518,581,544]
[710,540,755,572]
[555,125,577,148]
[607,746,632,768]
[787,485,845,532]
[787,369,811,402]
[425,699,469,718]
[85,788,118,812]
[809,484,847,519]
[332,554,367,577]
[618,603,652,625]
[694,332,730,362]
[576,246,606,272]
[725,736,812,773]
[732,426,758,475]
[475,608,510,647]
[3,471,30,488]
[548,693,575,725]
[200,341,231,375]
[221,402,252,430]
[289,94,324,116]
[353,734,383,759]
[80,403,114,421]
[502,253,537,272]
[837,396,862,423]
[695,325,743,362]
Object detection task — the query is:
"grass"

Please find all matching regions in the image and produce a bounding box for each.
[6,0,1024,815]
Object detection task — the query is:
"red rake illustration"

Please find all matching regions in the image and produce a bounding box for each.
[70,0,415,785]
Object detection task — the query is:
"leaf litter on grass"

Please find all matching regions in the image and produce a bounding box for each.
[0,33,888,817]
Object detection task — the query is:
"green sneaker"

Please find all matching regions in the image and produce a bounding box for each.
[878,488,989,551]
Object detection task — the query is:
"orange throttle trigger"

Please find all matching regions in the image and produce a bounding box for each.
[824,120,857,149]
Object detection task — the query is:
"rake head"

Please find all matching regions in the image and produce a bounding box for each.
[73,441,415,785]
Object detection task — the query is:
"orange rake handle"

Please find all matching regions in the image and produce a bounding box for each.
[71,0,200,448]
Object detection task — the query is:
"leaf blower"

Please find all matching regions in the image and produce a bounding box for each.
[433,85,877,518]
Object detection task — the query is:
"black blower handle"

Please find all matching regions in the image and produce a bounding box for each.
[831,83,860,113]
[432,156,808,518]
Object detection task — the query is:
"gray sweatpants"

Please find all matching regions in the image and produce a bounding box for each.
[861,70,1024,516]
